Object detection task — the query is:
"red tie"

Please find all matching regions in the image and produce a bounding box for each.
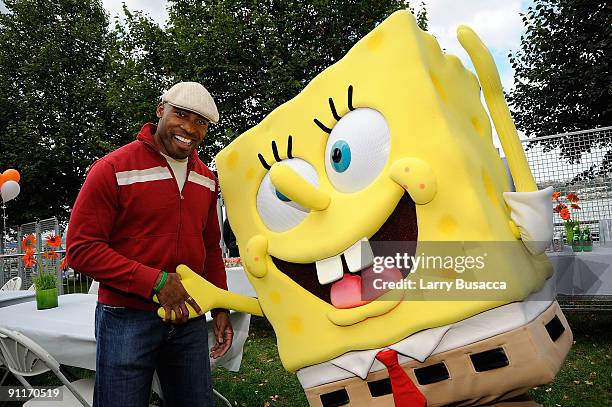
[375,349,427,407]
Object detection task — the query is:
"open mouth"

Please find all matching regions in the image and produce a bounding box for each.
[271,193,418,309]
[173,134,193,147]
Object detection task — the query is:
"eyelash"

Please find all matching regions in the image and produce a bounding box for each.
[257,135,293,170]
[254,85,354,170]
[313,85,355,134]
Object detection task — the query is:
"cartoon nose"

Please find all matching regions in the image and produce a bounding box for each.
[269,163,330,211]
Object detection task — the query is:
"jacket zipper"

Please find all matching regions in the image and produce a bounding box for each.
[137,128,196,268]
[164,157,193,268]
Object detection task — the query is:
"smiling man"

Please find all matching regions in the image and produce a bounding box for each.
[67,82,233,407]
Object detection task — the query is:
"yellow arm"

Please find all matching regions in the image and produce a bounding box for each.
[154,264,263,320]
[457,25,537,192]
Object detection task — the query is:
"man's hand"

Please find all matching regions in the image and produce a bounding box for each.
[210,311,233,359]
[155,272,202,324]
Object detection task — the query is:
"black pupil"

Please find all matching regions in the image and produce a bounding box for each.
[332,148,342,163]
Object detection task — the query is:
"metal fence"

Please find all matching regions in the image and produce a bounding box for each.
[0,217,92,294]
[521,126,612,242]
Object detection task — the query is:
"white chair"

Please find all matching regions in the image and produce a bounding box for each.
[0,359,8,386]
[0,277,22,291]
[0,327,93,406]
[0,365,8,386]
[214,389,232,406]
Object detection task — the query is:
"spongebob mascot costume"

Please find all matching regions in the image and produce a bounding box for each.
[155,10,572,407]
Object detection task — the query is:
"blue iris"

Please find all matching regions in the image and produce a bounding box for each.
[275,189,291,202]
[330,140,351,173]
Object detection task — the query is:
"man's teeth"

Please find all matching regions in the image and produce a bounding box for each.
[315,237,374,285]
[174,135,192,145]
[344,237,374,273]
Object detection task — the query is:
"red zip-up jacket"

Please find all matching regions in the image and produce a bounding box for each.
[67,123,227,311]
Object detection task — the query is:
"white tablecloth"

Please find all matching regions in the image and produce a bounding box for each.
[0,290,35,308]
[548,246,612,296]
[226,267,257,297]
[0,294,250,372]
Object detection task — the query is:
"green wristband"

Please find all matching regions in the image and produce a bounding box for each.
[154,271,168,293]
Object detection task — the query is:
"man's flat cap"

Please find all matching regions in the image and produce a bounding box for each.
[161,82,219,124]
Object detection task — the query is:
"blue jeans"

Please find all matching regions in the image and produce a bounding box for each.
[94,304,213,407]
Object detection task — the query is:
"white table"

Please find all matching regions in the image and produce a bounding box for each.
[0,290,35,308]
[0,294,251,372]
[226,267,257,297]
[547,246,612,296]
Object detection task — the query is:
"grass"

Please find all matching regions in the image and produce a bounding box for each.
[212,316,308,406]
[2,312,609,406]
[214,313,612,406]
[528,312,612,406]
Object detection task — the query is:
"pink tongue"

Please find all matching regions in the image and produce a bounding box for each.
[330,274,367,309]
[362,265,403,301]
[330,266,403,308]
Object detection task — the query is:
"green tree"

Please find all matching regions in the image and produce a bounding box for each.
[112,0,427,164]
[105,6,171,147]
[508,0,611,161]
[0,0,115,225]
[0,0,428,226]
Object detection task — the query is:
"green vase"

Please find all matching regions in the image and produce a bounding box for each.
[36,288,58,310]
[583,241,593,252]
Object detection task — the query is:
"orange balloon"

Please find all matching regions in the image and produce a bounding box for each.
[0,173,6,188]
[3,169,20,183]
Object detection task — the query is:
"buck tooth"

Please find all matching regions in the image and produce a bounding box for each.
[343,237,374,273]
[315,255,343,285]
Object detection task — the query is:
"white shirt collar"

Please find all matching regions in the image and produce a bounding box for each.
[330,325,451,379]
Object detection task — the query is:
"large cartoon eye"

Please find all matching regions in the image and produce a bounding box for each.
[256,158,319,232]
[330,140,351,173]
[324,108,390,192]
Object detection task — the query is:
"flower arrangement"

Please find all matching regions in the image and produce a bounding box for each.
[59,256,68,271]
[21,232,62,308]
[34,272,57,291]
[552,191,581,243]
[223,257,242,268]
[21,232,62,273]
[21,233,37,269]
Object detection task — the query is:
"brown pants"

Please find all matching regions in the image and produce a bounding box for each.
[305,301,571,407]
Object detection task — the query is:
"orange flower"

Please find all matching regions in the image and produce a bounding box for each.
[59,257,68,270]
[43,250,58,260]
[566,193,579,203]
[23,248,36,268]
[45,233,62,249]
[570,203,581,210]
[553,203,567,213]
[560,208,571,221]
[551,191,561,200]
[21,234,37,251]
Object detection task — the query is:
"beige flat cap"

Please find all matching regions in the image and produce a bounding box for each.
[161,82,219,123]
